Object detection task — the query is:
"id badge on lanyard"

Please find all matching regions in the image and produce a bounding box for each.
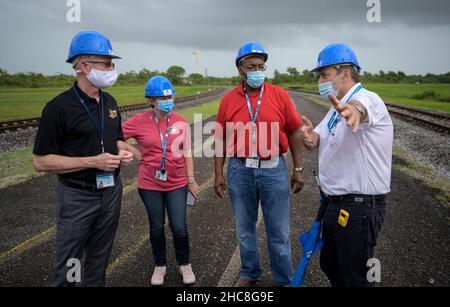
[154,111,170,181]
[73,87,116,189]
[244,85,264,169]
[96,172,115,189]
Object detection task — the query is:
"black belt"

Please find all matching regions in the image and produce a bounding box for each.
[58,177,115,192]
[326,194,386,205]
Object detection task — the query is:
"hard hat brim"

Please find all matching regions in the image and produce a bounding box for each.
[66,54,122,64]
[235,53,268,67]
[310,62,361,73]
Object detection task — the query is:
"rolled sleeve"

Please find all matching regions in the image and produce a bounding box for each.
[353,93,378,127]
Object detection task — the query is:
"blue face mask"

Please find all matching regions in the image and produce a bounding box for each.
[157,99,174,113]
[318,73,342,101]
[246,71,265,88]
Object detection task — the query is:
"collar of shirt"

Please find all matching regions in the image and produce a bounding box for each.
[340,82,362,103]
[73,81,107,106]
[236,81,265,97]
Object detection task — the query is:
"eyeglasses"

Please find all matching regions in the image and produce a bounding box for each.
[83,60,115,69]
[240,63,267,72]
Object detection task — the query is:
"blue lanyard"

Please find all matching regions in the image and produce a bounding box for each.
[243,84,265,123]
[327,84,363,135]
[153,111,171,170]
[244,85,264,158]
[72,86,106,153]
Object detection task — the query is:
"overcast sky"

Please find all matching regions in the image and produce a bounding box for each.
[1,0,449,77]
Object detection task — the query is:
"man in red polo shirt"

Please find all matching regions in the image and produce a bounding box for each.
[214,42,304,287]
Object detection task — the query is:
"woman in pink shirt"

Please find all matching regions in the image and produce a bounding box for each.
[122,76,200,286]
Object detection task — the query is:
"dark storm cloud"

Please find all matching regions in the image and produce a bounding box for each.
[2,0,449,51]
[77,0,450,50]
[1,0,449,75]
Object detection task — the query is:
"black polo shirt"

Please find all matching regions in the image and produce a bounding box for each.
[33,82,124,184]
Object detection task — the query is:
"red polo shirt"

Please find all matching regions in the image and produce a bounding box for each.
[215,82,302,159]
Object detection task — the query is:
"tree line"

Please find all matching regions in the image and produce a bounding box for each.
[272,67,450,85]
[1,66,449,88]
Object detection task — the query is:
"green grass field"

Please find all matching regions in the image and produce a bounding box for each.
[283,83,450,113]
[364,83,450,112]
[1,83,448,122]
[0,85,217,121]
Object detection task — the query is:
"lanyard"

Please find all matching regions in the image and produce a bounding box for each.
[243,84,265,123]
[327,84,363,135]
[153,110,171,170]
[244,85,265,157]
[73,86,106,153]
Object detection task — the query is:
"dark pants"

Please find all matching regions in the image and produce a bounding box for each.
[320,195,386,287]
[51,178,123,287]
[138,186,189,266]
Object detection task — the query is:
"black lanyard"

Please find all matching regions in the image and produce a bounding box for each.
[153,110,171,170]
[73,86,106,153]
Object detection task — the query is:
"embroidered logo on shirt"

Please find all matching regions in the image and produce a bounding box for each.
[169,126,179,135]
[109,109,118,119]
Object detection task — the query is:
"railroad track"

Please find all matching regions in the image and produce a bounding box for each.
[0,87,225,134]
[288,88,450,135]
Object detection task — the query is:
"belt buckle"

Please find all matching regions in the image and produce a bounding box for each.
[354,197,364,203]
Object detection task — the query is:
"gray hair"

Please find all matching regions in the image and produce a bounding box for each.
[336,65,360,83]
[72,56,81,70]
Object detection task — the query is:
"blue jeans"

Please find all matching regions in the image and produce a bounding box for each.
[138,186,189,266]
[227,156,293,286]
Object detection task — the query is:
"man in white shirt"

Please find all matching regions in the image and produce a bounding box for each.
[301,43,393,287]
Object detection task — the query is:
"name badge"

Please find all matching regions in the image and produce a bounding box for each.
[96,173,115,189]
[245,158,260,169]
[156,169,168,182]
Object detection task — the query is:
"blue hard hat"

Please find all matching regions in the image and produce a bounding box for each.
[311,43,361,72]
[66,31,122,63]
[235,42,268,67]
[145,76,177,98]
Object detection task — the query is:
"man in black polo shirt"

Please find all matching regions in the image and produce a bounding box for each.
[32,31,135,287]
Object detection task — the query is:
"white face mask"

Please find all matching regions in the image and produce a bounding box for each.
[85,67,118,89]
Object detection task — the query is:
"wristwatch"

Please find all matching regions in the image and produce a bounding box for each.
[293,167,304,173]
[352,104,366,118]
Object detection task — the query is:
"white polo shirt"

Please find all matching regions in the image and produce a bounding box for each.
[314,83,393,196]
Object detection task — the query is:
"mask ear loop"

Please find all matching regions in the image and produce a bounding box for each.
[237,65,247,82]
[75,65,89,75]
[74,60,91,75]
[332,70,345,98]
